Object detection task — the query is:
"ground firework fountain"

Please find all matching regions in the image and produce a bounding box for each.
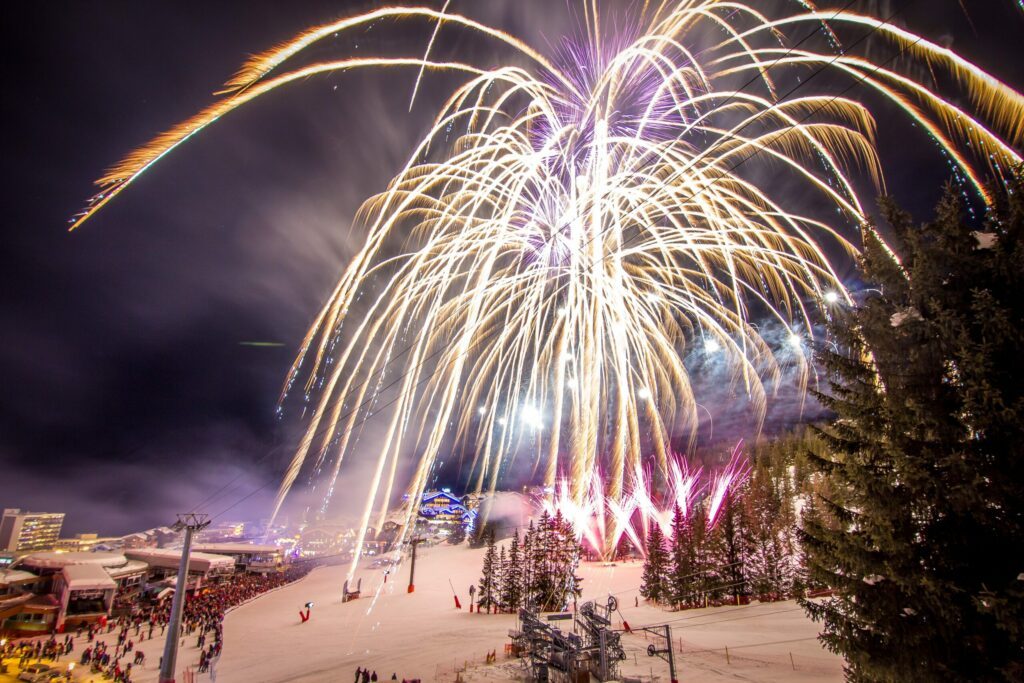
[542,441,750,559]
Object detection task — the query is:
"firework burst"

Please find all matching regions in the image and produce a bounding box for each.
[73,3,1023,565]
[542,441,750,558]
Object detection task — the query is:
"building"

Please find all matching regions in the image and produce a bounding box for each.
[120,531,159,550]
[297,524,353,558]
[5,552,145,632]
[0,547,234,635]
[418,490,477,527]
[0,568,52,635]
[192,543,284,574]
[0,509,65,553]
[195,521,248,544]
[53,533,124,553]
[52,564,116,631]
[123,548,235,584]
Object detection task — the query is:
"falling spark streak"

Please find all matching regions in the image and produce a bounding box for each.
[72,4,1023,570]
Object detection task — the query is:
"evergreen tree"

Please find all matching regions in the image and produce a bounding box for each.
[470,519,499,548]
[801,175,1024,681]
[708,490,747,604]
[521,520,535,609]
[640,523,670,603]
[502,529,523,611]
[496,545,507,611]
[687,505,712,606]
[743,460,796,600]
[516,511,584,611]
[477,529,498,612]
[447,521,467,545]
[530,511,556,609]
[668,505,693,607]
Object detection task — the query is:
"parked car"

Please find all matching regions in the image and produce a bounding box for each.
[18,663,51,681]
[31,672,63,683]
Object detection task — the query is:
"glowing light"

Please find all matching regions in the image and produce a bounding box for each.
[824,291,840,304]
[521,405,543,430]
[704,338,722,354]
[637,387,652,401]
[477,406,486,416]
[788,334,803,349]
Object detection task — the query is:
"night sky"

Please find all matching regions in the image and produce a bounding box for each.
[2,2,1022,536]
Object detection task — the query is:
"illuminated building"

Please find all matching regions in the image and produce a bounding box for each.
[0,509,64,553]
[6,552,147,632]
[418,490,477,528]
[53,533,123,553]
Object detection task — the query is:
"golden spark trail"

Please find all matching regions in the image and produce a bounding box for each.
[73,3,1022,563]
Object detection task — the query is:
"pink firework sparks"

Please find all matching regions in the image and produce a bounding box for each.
[540,440,751,558]
[705,441,751,530]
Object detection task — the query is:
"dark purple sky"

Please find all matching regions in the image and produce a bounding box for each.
[2,1,1021,535]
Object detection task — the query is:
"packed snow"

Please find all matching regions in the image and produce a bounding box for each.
[20,542,842,682]
[211,543,842,682]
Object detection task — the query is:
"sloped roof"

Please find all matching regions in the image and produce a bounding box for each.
[0,569,38,585]
[421,491,462,504]
[18,551,126,570]
[105,560,149,578]
[124,548,234,573]
[62,563,116,590]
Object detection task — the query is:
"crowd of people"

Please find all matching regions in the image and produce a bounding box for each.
[2,564,312,682]
[353,666,421,683]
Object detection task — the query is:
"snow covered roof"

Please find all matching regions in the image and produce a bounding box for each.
[17,551,127,571]
[61,564,116,591]
[422,490,463,504]
[23,594,60,611]
[192,543,280,555]
[0,569,38,585]
[124,548,235,573]
[105,560,149,578]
